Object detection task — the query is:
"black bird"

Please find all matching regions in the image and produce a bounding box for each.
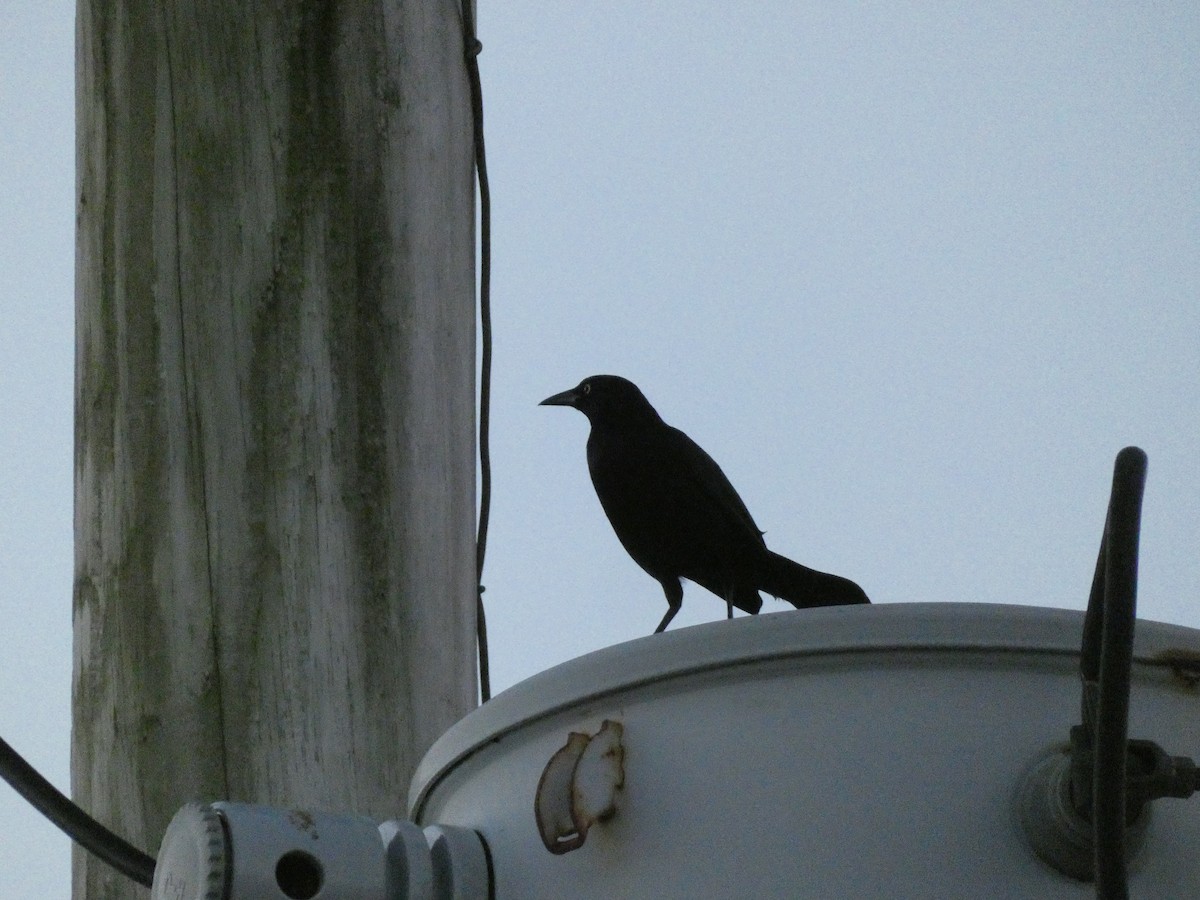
[541,375,870,633]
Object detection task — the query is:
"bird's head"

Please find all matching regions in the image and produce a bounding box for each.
[540,375,663,428]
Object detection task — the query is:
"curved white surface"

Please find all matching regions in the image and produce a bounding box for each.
[409,603,1200,898]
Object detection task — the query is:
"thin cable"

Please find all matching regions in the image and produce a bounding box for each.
[0,735,155,887]
[461,0,492,703]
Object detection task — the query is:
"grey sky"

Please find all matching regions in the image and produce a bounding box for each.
[2,3,1197,895]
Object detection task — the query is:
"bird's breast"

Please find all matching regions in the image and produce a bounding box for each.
[584,427,763,581]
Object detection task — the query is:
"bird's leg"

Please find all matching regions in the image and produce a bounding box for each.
[654,579,684,633]
[721,579,739,619]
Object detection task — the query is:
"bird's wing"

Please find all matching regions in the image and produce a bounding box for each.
[666,425,765,542]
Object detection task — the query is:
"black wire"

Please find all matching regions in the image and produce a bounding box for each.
[0,735,156,887]
[461,0,493,703]
[1091,447,1146,900]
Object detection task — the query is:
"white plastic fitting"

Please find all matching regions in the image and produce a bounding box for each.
[150,801,490,900]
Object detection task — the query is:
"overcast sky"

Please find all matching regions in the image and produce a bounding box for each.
[2,3,1198,895]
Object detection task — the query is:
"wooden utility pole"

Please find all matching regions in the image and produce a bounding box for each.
[72,3,477,896]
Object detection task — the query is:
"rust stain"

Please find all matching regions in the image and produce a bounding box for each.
[574,720,625,827]
[1149,648,1200,691]
[288,809,319,839]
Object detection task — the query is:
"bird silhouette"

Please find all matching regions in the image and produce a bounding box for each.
[541,375,870,633]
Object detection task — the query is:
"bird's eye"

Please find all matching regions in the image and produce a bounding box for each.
[582,382,591,395]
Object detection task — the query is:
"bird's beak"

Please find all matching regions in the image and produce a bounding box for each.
[539,387,580,408]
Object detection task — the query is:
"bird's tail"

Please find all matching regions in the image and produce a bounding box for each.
[758,551,870,608]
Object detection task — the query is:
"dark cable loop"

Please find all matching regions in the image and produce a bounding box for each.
[1092,447,1145,900]
[461,0,493,703]
[0,736,155,887]
[1078,447,1146,900]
